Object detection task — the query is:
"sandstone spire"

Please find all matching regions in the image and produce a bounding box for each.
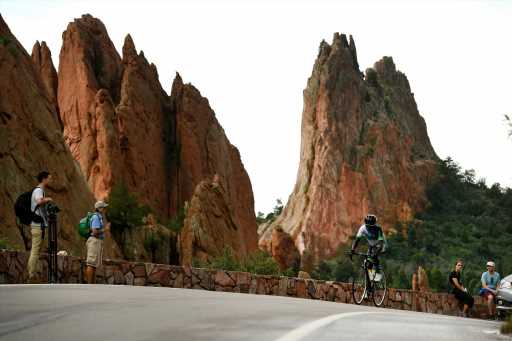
[31,41,61,128]
[58,14,123,195]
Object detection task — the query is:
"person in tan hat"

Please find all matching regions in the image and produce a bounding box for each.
[480,260,501,318]
[85,201,108,284]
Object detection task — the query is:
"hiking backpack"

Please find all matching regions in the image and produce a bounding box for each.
[78,212,95,238]
[14,188,42,225]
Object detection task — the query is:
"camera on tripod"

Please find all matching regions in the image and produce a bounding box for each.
[46,202,61,216]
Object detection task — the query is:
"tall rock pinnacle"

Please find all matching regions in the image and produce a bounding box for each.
[259,33,438,265]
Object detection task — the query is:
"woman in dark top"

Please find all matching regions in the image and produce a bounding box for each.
[449,259,474,317]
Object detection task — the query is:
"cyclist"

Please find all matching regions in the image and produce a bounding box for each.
[350,214,388,276]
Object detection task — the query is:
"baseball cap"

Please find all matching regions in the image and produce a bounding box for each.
[486,261,495,267]
[94,201,109,209]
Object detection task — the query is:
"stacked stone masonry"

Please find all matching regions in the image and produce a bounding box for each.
[0,251,487,318]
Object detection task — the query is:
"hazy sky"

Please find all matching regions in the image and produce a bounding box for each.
[2,0,511,214]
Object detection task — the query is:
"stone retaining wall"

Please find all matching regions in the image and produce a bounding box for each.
[0,250,487,318]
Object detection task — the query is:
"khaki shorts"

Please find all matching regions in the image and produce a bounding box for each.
[86,237,104,268]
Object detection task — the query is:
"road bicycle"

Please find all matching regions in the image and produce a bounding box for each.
[346,250,387,307]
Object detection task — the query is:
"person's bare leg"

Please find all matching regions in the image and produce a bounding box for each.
[463,304,469,317]
[85,266,96,284]
[491,296,496,316]
[487,295,494,316]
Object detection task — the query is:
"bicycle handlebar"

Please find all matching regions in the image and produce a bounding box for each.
[344,250,368,257]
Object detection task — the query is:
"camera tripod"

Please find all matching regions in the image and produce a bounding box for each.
[47,212,58,284]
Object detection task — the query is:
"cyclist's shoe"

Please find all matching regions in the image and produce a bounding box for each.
[374,265,383,282]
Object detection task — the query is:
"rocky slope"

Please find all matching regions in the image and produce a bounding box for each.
[0,15,95,255]
[170,75,259,263]
[259,33,438,264]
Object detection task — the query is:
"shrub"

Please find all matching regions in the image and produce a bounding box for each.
[244,250,281,275]
[166,205,186,233]
[208,247,242,272]
[0,238,9,250]
[144,232,163,263]
[365,68,379,88]
[201,247,283,276]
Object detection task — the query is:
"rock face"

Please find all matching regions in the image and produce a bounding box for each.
[114,214,176,265]
[260,33,438,263]
[180,176,257,266]
[270,227,300,271]
[170,75,258,264]
[0,14,95,255]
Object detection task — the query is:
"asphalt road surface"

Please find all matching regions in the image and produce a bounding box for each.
[0,284,509,341]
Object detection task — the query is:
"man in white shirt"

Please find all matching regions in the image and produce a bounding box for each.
[28,171,53,282]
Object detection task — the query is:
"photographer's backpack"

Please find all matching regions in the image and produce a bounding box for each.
[14,188,40,225]
[78,212,94,238]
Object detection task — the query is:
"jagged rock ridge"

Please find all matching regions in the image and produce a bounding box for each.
[55,14,257,261]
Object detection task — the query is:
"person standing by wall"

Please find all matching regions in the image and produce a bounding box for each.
[480,260,501,319]
[448,259,474,317]
[85,201,108,284]
[28,171,53,283]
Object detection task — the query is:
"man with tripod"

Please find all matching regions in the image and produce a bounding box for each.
[28,171,53,283]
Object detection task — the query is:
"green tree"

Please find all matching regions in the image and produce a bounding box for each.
[107,183,150,233]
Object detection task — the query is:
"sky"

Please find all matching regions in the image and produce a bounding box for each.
[1,0,511,214]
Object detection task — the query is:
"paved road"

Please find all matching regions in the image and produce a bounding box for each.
[0,285,508,341]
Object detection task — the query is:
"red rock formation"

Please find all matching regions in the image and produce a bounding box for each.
[57,15,171,215]
[270,226,300,271]
[260,33,438,263]
[115,34,172,215]
[412,266,430,292]
[58,15,122,192]
[180,178,255,265]
[170,74,259,263]
[0,14,95,255]
[56,14,257,263]
[31,41,60,128]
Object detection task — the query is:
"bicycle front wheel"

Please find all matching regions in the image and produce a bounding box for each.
[352,266,367,305]
[372,270,387,307]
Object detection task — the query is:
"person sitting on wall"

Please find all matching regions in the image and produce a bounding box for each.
[448,259,474,317]
[479,260,501,319]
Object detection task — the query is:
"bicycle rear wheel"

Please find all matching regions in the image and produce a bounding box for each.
[352,266,367,305]
[372,269,387,307]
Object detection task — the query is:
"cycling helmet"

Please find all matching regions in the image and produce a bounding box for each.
[364,214,377,226]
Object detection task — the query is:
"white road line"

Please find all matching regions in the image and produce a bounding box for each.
[275,311,377,341]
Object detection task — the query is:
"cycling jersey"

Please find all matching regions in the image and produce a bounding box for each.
[355,224,388,250]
